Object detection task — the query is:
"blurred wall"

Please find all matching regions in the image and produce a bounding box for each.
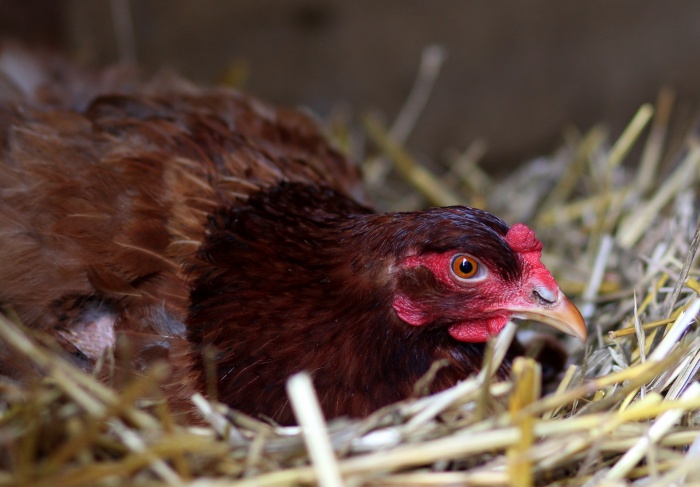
[3,0,700,170]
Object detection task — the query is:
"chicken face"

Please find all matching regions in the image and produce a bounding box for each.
[391,222,586,343]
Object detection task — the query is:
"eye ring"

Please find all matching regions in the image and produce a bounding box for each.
[451,254,480,280]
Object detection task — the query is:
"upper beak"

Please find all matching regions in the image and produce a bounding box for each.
[512,292,587,341]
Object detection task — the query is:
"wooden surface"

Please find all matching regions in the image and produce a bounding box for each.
[2,0,700,170]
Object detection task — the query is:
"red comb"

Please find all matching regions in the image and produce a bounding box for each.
[505,223,543,254]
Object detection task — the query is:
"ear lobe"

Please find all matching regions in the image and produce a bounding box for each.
[392,293,431,326]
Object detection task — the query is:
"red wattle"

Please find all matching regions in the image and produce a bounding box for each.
[448,316,508,343]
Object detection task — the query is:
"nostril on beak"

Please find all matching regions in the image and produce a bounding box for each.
[533,286,557,305]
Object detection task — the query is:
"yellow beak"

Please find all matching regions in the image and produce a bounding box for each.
[512,293,587,341]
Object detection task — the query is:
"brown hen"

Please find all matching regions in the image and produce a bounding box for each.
[0,49,585,424]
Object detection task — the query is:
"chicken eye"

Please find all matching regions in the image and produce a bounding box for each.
[451,255,480,279]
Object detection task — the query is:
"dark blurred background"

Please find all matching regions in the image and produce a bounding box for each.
[2,0,700,171]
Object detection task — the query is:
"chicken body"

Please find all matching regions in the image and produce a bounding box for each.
[0,55,585,424]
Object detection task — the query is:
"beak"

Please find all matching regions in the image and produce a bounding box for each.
[512,292,587,342]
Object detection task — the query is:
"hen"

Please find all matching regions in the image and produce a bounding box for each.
[0,50,586,424]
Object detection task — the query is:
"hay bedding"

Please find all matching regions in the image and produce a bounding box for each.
[1,67,700,486]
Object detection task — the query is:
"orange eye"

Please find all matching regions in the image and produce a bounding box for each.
[451,255,479,279]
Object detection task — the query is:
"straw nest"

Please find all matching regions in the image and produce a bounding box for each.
[3,55,700,486]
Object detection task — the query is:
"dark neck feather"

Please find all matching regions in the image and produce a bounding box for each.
[186,183,514,424]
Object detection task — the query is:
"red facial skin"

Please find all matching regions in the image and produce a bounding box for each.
[392,223,561,342]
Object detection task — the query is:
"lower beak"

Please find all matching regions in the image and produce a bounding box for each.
[512,293,587,341]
